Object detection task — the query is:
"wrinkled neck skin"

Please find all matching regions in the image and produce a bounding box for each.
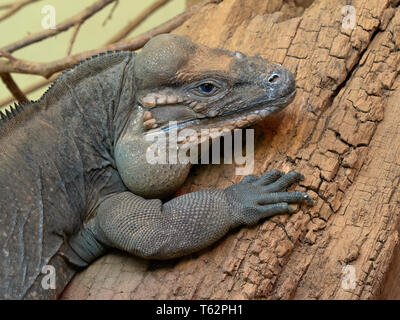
[41,52,137,217]
[49,50,191,203]
[115,105,191,200]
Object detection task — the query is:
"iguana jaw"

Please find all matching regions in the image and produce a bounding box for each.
[144,88,296,135]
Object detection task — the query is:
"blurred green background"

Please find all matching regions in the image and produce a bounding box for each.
[0,0,186,109]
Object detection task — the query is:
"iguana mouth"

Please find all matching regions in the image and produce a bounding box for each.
[147,89,296,135]
[222,88,297,117]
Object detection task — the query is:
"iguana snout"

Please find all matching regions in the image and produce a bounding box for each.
[133,34,296,135]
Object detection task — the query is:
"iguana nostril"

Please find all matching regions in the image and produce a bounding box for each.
[268,73,280,84]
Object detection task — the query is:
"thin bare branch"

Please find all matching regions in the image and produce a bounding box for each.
[0,74,58,107]
[0,0,41,22]
[66,22,83,56]
[0,0,221,78]
[102,0,119,27]
[1,0,117,53]
[106,0,170,45]
[0,50,16,61]
[0,72,28,103]
[0,3,13,10]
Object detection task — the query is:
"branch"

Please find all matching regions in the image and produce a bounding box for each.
[0,3,13,10]
[0,0,41,22]
[0,49,16,61]
[66,22,83,56]
[106,0,170,45]
[101,0,119,27]
[0,74,58,107]
[1,0,117,53]
[0,72,28,103]
[0,0,221,78]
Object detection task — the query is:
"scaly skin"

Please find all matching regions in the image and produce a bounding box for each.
[0,34,312,299]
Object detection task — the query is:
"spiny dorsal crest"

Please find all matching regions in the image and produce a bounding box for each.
[0,103,24,125]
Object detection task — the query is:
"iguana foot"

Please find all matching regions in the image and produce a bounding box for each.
[225,170,313,227]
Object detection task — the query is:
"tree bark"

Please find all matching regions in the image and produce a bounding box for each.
[61,0,400,300]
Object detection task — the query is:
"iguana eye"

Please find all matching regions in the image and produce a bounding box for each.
[187,79,225,99]
[197,83,217,95]
[192,81,221,97]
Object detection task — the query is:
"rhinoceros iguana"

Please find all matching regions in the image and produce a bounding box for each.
[0,34,312,299]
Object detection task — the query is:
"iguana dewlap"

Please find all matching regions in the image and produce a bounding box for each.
[0,34,312,299]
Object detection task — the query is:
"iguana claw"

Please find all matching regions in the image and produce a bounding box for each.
[225,170,313,226]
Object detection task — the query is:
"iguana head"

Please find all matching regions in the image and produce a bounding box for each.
[134,33,296,137]
[115,34,296,198]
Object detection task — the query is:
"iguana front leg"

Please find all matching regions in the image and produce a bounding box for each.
[69,170,312,262]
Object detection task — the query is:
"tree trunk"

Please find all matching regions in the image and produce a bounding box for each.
[61,0,400,300]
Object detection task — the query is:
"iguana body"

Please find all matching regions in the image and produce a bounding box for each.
[0,34,312,299]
